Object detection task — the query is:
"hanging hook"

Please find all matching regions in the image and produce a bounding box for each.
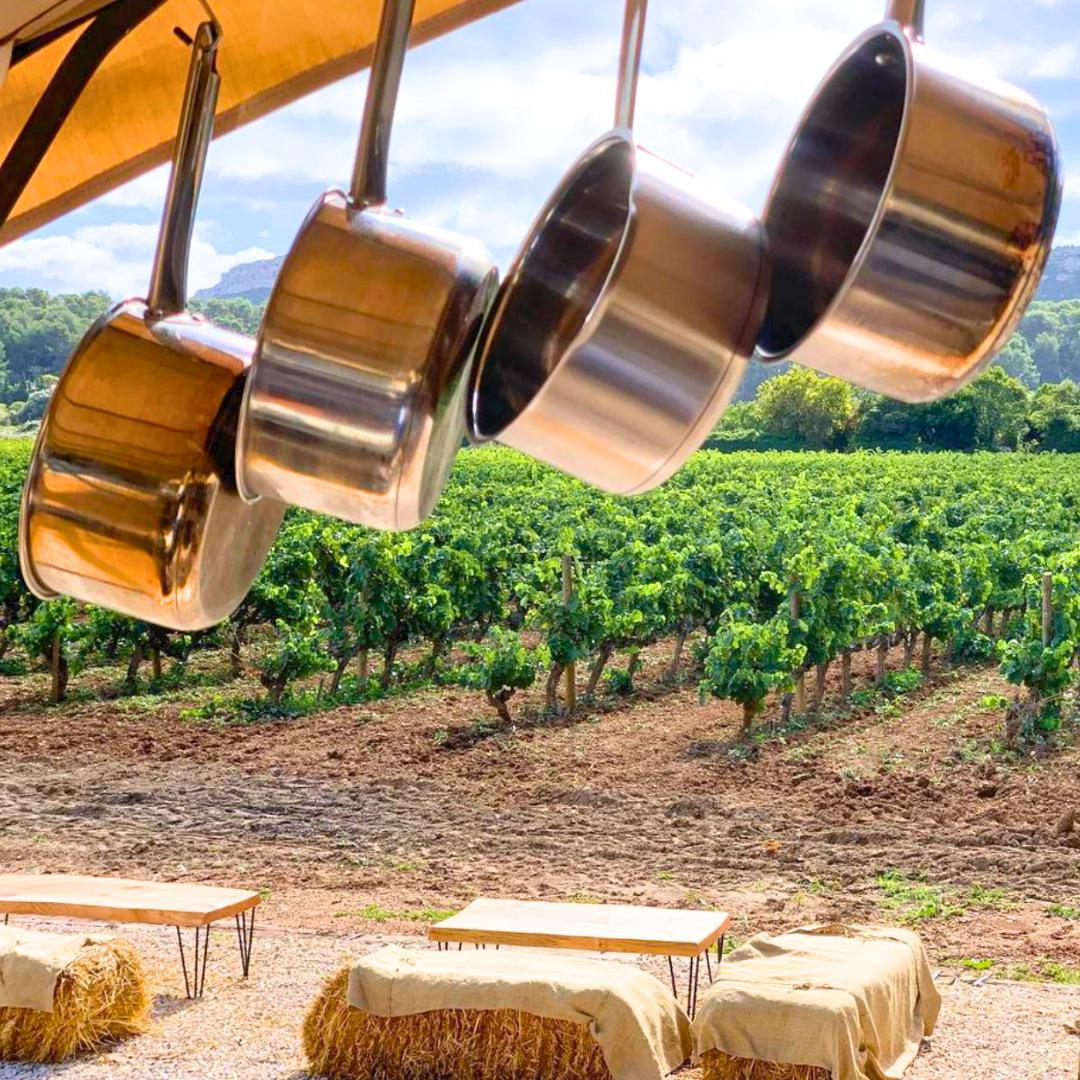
[614,0,648,131]
[147,21,221,316]
[884,0,925,42]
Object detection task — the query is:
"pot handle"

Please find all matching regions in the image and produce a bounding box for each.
[147,21,221,318]
[884,0,925,42]
[349,0,414,209]
[614,0,648,131]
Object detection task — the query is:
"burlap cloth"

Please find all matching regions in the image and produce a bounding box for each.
[347,945,692,1080]
[0,925,109,1013]
[693,925,941,1080]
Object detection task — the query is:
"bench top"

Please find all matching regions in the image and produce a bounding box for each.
[0,874,260,928]
[429,898,732,957]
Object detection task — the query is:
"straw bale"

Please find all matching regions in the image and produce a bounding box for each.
[304,966,612,1080]
[701,1049,831,1080]
[0,938,150,1063]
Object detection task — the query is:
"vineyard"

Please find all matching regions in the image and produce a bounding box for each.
[2,438,1080,745]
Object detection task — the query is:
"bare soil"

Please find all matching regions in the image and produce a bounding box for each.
[0,640,1078,1077]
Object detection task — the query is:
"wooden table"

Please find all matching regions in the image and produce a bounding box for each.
[429,898,731,1016]
[0,874,260,998]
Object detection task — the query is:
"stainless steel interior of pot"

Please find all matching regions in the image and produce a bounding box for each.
[757,31,907,358]
[469,134,634,440]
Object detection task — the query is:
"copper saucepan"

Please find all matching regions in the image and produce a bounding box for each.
[236,0,498,530]
[466,0,769,495]
[19,21,284,630]
[754,0,1062,402]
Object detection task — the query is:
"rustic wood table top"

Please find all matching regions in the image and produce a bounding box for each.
[0,873,260,928]
[428,898,731,958]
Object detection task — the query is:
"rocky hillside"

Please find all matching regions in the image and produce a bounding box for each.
[194,255,283,302]
[1036,245,1080,301]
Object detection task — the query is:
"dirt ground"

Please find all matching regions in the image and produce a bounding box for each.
[0,641,1078,1077]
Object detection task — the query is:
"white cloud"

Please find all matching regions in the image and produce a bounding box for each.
[97,166,170,211]
[0,222,273,298]
[5,0,1079,289]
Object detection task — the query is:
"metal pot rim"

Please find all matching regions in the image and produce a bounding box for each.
[755,21,916,363]
[468,127,638,443]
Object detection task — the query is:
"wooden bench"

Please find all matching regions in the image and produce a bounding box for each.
[0,873,259,998]
[429,898,732,1016]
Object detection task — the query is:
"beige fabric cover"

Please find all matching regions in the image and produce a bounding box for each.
[347,945,692,1080]
[0,925,109,1013]
[693,925,941,1080]
[0,0,519,243]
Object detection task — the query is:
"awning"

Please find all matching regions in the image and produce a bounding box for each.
[0,0,519,243]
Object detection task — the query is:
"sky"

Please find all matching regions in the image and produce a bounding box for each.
[0,0,1078,297]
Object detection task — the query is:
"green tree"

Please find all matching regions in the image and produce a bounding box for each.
[967,367,1029,449]
[1028,380,1080,451]
[757,367,857,449]
[996,334,1039,388]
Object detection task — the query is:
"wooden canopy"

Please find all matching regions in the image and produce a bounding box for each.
[0,0,519,243]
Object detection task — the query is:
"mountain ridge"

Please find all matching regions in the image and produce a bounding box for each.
[194,255,284,302]
[1036,245,1080,301]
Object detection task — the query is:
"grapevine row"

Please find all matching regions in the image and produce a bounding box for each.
[1,441,1078,742]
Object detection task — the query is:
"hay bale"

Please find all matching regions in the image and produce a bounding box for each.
[701,1049,831,1080]
[0,938,150,1063]
[304,966,612,1080]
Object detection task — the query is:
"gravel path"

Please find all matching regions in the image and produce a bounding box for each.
[0,918,1076,1079]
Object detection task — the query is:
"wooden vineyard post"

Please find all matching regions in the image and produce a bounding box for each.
[1042,572,1053,648]
[790,590,805,715]
[50,631,61,704]
[562,555,576,714]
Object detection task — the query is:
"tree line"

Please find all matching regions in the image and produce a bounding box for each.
[4,286,1080,448]
[0,289,263,425]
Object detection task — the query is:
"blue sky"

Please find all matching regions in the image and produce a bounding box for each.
[0,0,1077,296]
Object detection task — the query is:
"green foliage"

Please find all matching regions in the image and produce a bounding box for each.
[459,628,545,723]
[1049,903,1080,920]
[995,334,1039,388]
[0,288,265,409]
[0,288,110,400]
[1015,300,1080,383]
[852,367,1029,451]
[882,668,923,695]
[875,870,964,923]
[0,435,1077,746]
[756,367,857,449]
[699,606,805,730]
[189,297,264,335]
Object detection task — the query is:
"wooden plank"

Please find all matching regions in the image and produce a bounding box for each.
[0,874,259,928]
[428,898,731,958]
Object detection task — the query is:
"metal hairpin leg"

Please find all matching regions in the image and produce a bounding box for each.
[176,924,211,999]
[234,908,255,978]
[667,955,678,998]
[687,954,702,1018]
